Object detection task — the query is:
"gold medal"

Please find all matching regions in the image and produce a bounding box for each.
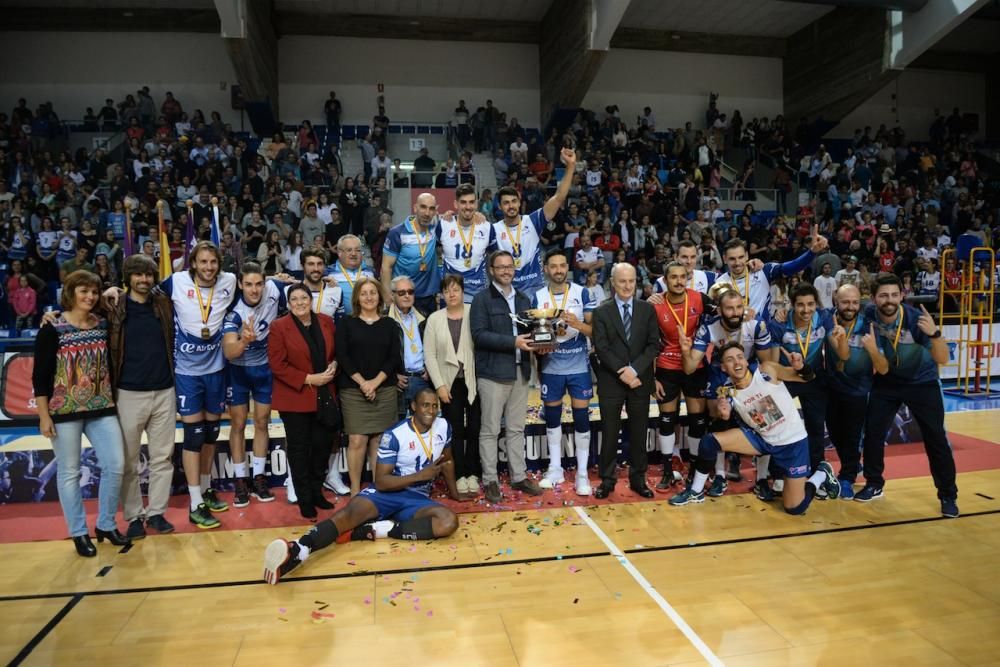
[411,343,418,353]
[464,258,472,268]
[195,281,216,340]
[514,258,521,268]
[201,327,211,340]
[419,263,427,271]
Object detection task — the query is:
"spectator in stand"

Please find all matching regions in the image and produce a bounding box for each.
[12,275,37,330]
[324,91,342,138]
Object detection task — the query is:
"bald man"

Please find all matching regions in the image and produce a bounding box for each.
[382,193,440,316]
[824,284,888,499]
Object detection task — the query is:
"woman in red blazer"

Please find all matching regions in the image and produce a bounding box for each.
[268,283,338,518]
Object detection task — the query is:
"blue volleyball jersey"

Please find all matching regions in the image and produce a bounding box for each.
[492,210,546,293]
[377,416,452,497]
[770,310,835,373]
[222,280,285,367]
[384,217,440,298]
[824,312,879,396]
[531,283,596,375]
[160,270,238,375]
[437,217,496,303]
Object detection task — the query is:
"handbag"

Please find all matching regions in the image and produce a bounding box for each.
[315,385,343,431]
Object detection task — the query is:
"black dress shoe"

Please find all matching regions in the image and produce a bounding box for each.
[312,489,335,510]
[126,519,147,540]
[594,484,615,499]
[146,514,175,534]
[95,527,131,546]
[73,535,97,557]
[298,502,318,519]
[631,484,655,499]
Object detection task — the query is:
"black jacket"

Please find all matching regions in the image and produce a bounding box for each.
[470,283,531,382]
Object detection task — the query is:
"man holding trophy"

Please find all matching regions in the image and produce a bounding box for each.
[531,249,597,496]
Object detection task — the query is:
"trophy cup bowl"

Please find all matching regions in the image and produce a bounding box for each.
[512,308,565,349]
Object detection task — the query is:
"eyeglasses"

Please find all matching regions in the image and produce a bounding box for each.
[492,264,515,271]
[394,289,415,296]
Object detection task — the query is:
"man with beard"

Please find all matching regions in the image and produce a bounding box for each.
[438,183,496,303]
[825,284,888,499]
[856,274,958,517]
[382,193,440,316]
[654,240,716,294]
[678,288,777,498]
[533,249,596,496]
[222,262,286,508]
[493,147,577,295]
[669,342,840,512]
[647,263,711,490]
[263,388,476,585]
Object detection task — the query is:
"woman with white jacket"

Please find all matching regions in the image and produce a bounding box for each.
[423,275,481,494]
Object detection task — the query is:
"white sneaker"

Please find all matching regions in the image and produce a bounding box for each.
[466,475,479,492]
[575,474,592,496]
[285,476,297,504]
[456,476,470,494]
[323,467,351,495]
[538,469,564,489]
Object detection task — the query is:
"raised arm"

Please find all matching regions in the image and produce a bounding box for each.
[542,147,577,221]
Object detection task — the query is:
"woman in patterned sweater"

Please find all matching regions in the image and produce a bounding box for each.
[33,270,130,557]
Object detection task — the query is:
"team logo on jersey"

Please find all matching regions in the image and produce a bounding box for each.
[187,289,194,298]
[450,230,456,237]
[409,441,416,450]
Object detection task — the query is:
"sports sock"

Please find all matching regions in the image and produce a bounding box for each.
[575,431,591,475]
[233,462,248,478]
[294,541,311,561]
[808,469,826,488]
[715,452,726,476]
[252,456,266,476]
[691,471,709,493]
[756,455,770,481]
[189,485,203,510]
[388,517,435,540]
[546,427,563,474]
[372,519,393,539]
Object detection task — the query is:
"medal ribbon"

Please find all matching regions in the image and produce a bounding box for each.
[195,282,215,330]
[412,418,434,462]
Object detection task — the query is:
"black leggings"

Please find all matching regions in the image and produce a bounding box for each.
[280,411,334,504]
[440,376,482,479]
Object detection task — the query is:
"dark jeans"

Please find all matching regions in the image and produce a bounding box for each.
[279,410,334,505]
[786,379,827,471]
[441,375,482,479]
[825,390,866,481]
[861,381,957,499]
[598,388,650,488]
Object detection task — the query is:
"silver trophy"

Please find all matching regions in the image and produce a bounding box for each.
[511,308,566,349]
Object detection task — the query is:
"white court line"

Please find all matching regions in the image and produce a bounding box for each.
[574,505,725,667]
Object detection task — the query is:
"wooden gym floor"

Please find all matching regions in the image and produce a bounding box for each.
[2,408,1000,666]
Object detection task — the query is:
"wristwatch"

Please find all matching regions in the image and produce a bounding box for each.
[930,330,942,339]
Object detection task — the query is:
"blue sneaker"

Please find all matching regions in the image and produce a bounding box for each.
[707,475,728,497]
[940,498,960,518]
[854,485,884,502]
[669,487,706,506]
[817,461,839,499]
[838,479,855,500]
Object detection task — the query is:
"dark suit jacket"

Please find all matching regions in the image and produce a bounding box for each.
[592,296,660,398]
[268,313,336,412]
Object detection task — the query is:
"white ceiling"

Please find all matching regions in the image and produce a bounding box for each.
[274,0,554,21]
[620,0,835,38]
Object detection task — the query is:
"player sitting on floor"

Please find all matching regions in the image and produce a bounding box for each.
[669,342,840,514]
[263,388,477,584]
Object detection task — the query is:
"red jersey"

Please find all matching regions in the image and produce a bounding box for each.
[654,289,708,370]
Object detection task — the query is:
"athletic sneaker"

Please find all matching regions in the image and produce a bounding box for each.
[146,514,174,534]
[854,485,884,502]
[126,518,147,540]
[202,489,229,512]
[251,474,275,502]
[817,461,840,500]
[189,503,221,529]
[233,478,251,508]
[838,479,855,500]
[285,477,298,504]
[263,539,302,585]
[575,474,592,497]
[538,469,565,489]
[753,479,775,501]
[940,498,960,518]
[725,452,742,481]
[669,487,706,506]
[456,476,470,494]
[349,522,377,541]
[707,475,728,497]
[323,467,351,495]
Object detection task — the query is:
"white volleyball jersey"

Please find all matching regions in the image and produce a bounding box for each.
[493,210,545,293]
[222,280,285,367]
[438,217,496,302]
[653,269,715,295]
[531,282,596,375]
[161,270,238,375]
[692,315,773,370]
[726,367,808,446]
[286,281,342,319]
[377,416,452,497]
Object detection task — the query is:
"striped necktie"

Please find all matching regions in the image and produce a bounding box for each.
[622,302,632,341]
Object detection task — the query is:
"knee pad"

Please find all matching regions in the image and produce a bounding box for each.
[204,420,221,445]
[182,422,205,453]
[658,411,679,436]
[784,497,811,515]
[544,404,563,429]
[708,417,731,433]
[678,413,691,429]
[571,407,590,434]
[694,433,720,475]
[688,413,709,438]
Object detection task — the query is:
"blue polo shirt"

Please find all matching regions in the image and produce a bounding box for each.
[384,217,440,298]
